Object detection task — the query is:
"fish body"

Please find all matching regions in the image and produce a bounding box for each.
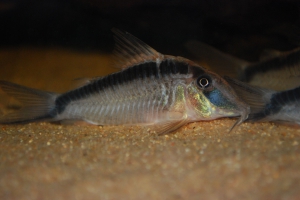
[185,40,300,91]
[224,77,300,125]
[240,48,300,91]
[0,29,250,134]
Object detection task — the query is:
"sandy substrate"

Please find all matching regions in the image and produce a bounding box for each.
[0,48,299,200]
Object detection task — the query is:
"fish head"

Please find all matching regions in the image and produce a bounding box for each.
[186,66,250,126]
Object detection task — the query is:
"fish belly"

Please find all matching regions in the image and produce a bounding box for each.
[56,78,186,125]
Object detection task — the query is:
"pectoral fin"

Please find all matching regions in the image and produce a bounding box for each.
[224,76,274,114]
[148,119,188,135]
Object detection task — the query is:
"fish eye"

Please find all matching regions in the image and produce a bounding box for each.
[197,75,211,89]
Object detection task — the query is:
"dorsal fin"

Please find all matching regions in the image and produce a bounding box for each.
[259,49,282,61]
[112,28,162,69]
[184,40,249,78]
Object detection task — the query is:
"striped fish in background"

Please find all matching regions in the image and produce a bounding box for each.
[185,40,300,125]
[185,40,300,91]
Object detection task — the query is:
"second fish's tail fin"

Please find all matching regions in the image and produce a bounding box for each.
[0,81,58,124]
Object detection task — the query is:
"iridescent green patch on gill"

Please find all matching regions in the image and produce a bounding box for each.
[187,86,212,117]
[171,85,186,112]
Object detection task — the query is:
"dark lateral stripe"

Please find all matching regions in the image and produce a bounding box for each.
[242,50,300,82]
[54,59,191,114]
[248,86,300,121]
[159,59,190,77]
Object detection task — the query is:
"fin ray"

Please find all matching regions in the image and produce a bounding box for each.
[224,77,274,114]
[184,40,249,78]
[112,28,162,69]
[147,118,188,135]
[0,81,57,124]
[259,49,282,61]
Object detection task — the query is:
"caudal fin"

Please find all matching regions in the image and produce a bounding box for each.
[0,81,58,124]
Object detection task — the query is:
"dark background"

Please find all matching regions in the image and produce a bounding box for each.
[0,0,299,61]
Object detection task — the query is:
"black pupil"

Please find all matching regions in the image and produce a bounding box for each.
[199,77,209,88]
[200,78,208,86]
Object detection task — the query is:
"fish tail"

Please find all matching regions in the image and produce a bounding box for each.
[0,80,58,124]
